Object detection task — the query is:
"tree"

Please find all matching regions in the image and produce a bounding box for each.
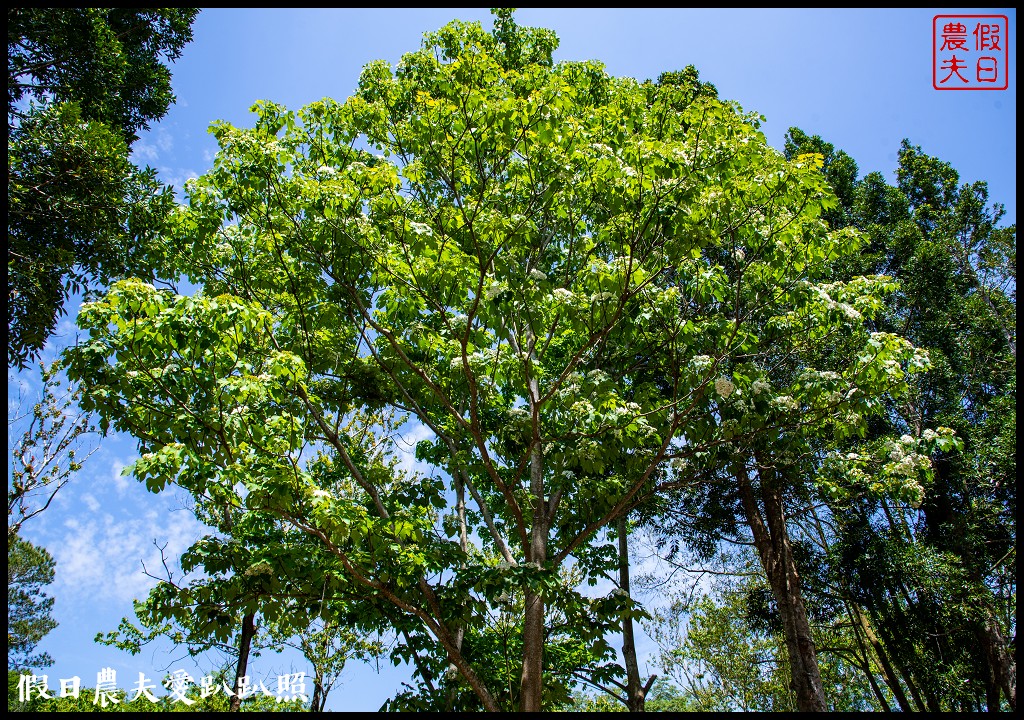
[65,10,927,711]
[98,504,381,712]
[7,534,58,670]
[8,362,97,538]
[782,130,1016,711]
[647,571,880,712]
[7,8,199,367]
[268,617,382,712]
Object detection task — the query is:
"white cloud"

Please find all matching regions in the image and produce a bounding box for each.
[154,127,174,154]
[132,127,173,164]
[132,140,160,163]
[110,459,133,495]
[395,421,434,477]
[161,167,200,196]
[52,497,206,605]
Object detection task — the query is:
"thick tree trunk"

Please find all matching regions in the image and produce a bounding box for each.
[737,463,827,712]
[520,588,545,711]
[311,675,323,713]
[229,612,256,712]
[519,426,547,712]
[617,516,654,712]
[980,614,1016,710]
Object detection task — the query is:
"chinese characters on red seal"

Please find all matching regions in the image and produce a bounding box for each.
[934,15,1009,90]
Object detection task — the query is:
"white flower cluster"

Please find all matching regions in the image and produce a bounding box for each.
[922,429,938,441]
[508,407,530,421]
[750,379,770,396]
[837,302,861,320]
[898,456,918,475]
[552,288,573,303]
[243,562,273,577]
[714,377,735,398]
[528,268,548,281]
[772,395,799,412]
[409,221,433,236]
[887,441,905,462]
[732,248,746,262]
[484,282,504,300]
[691,355,713,372]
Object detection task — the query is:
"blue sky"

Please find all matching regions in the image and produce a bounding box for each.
[11,8,1016,712]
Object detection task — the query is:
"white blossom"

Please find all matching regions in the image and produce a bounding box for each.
[409,221,433,236]
[714,377,735,398]
[838,302,861,320]
[528,268,548,281]
[552,288,573,302]
[691,355,713,372]
[893,455,918,476]
[484,282,504,300]
[772,395,799,412]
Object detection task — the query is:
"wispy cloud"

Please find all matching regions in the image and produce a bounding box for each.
[51,497,206,605]
[394,421,434,477]
[132,127,174,164]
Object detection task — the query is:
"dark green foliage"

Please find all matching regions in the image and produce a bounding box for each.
[7,535,58,670]
[8,9,198,141]
[784,129,1016,710]
[7,8,198,368]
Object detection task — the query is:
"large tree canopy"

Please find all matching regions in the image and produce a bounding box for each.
[65,11,931,711]
[7,8,199,368]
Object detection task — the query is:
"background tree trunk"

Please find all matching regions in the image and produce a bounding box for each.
[738,464,827,712]
[229,612,256,712]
